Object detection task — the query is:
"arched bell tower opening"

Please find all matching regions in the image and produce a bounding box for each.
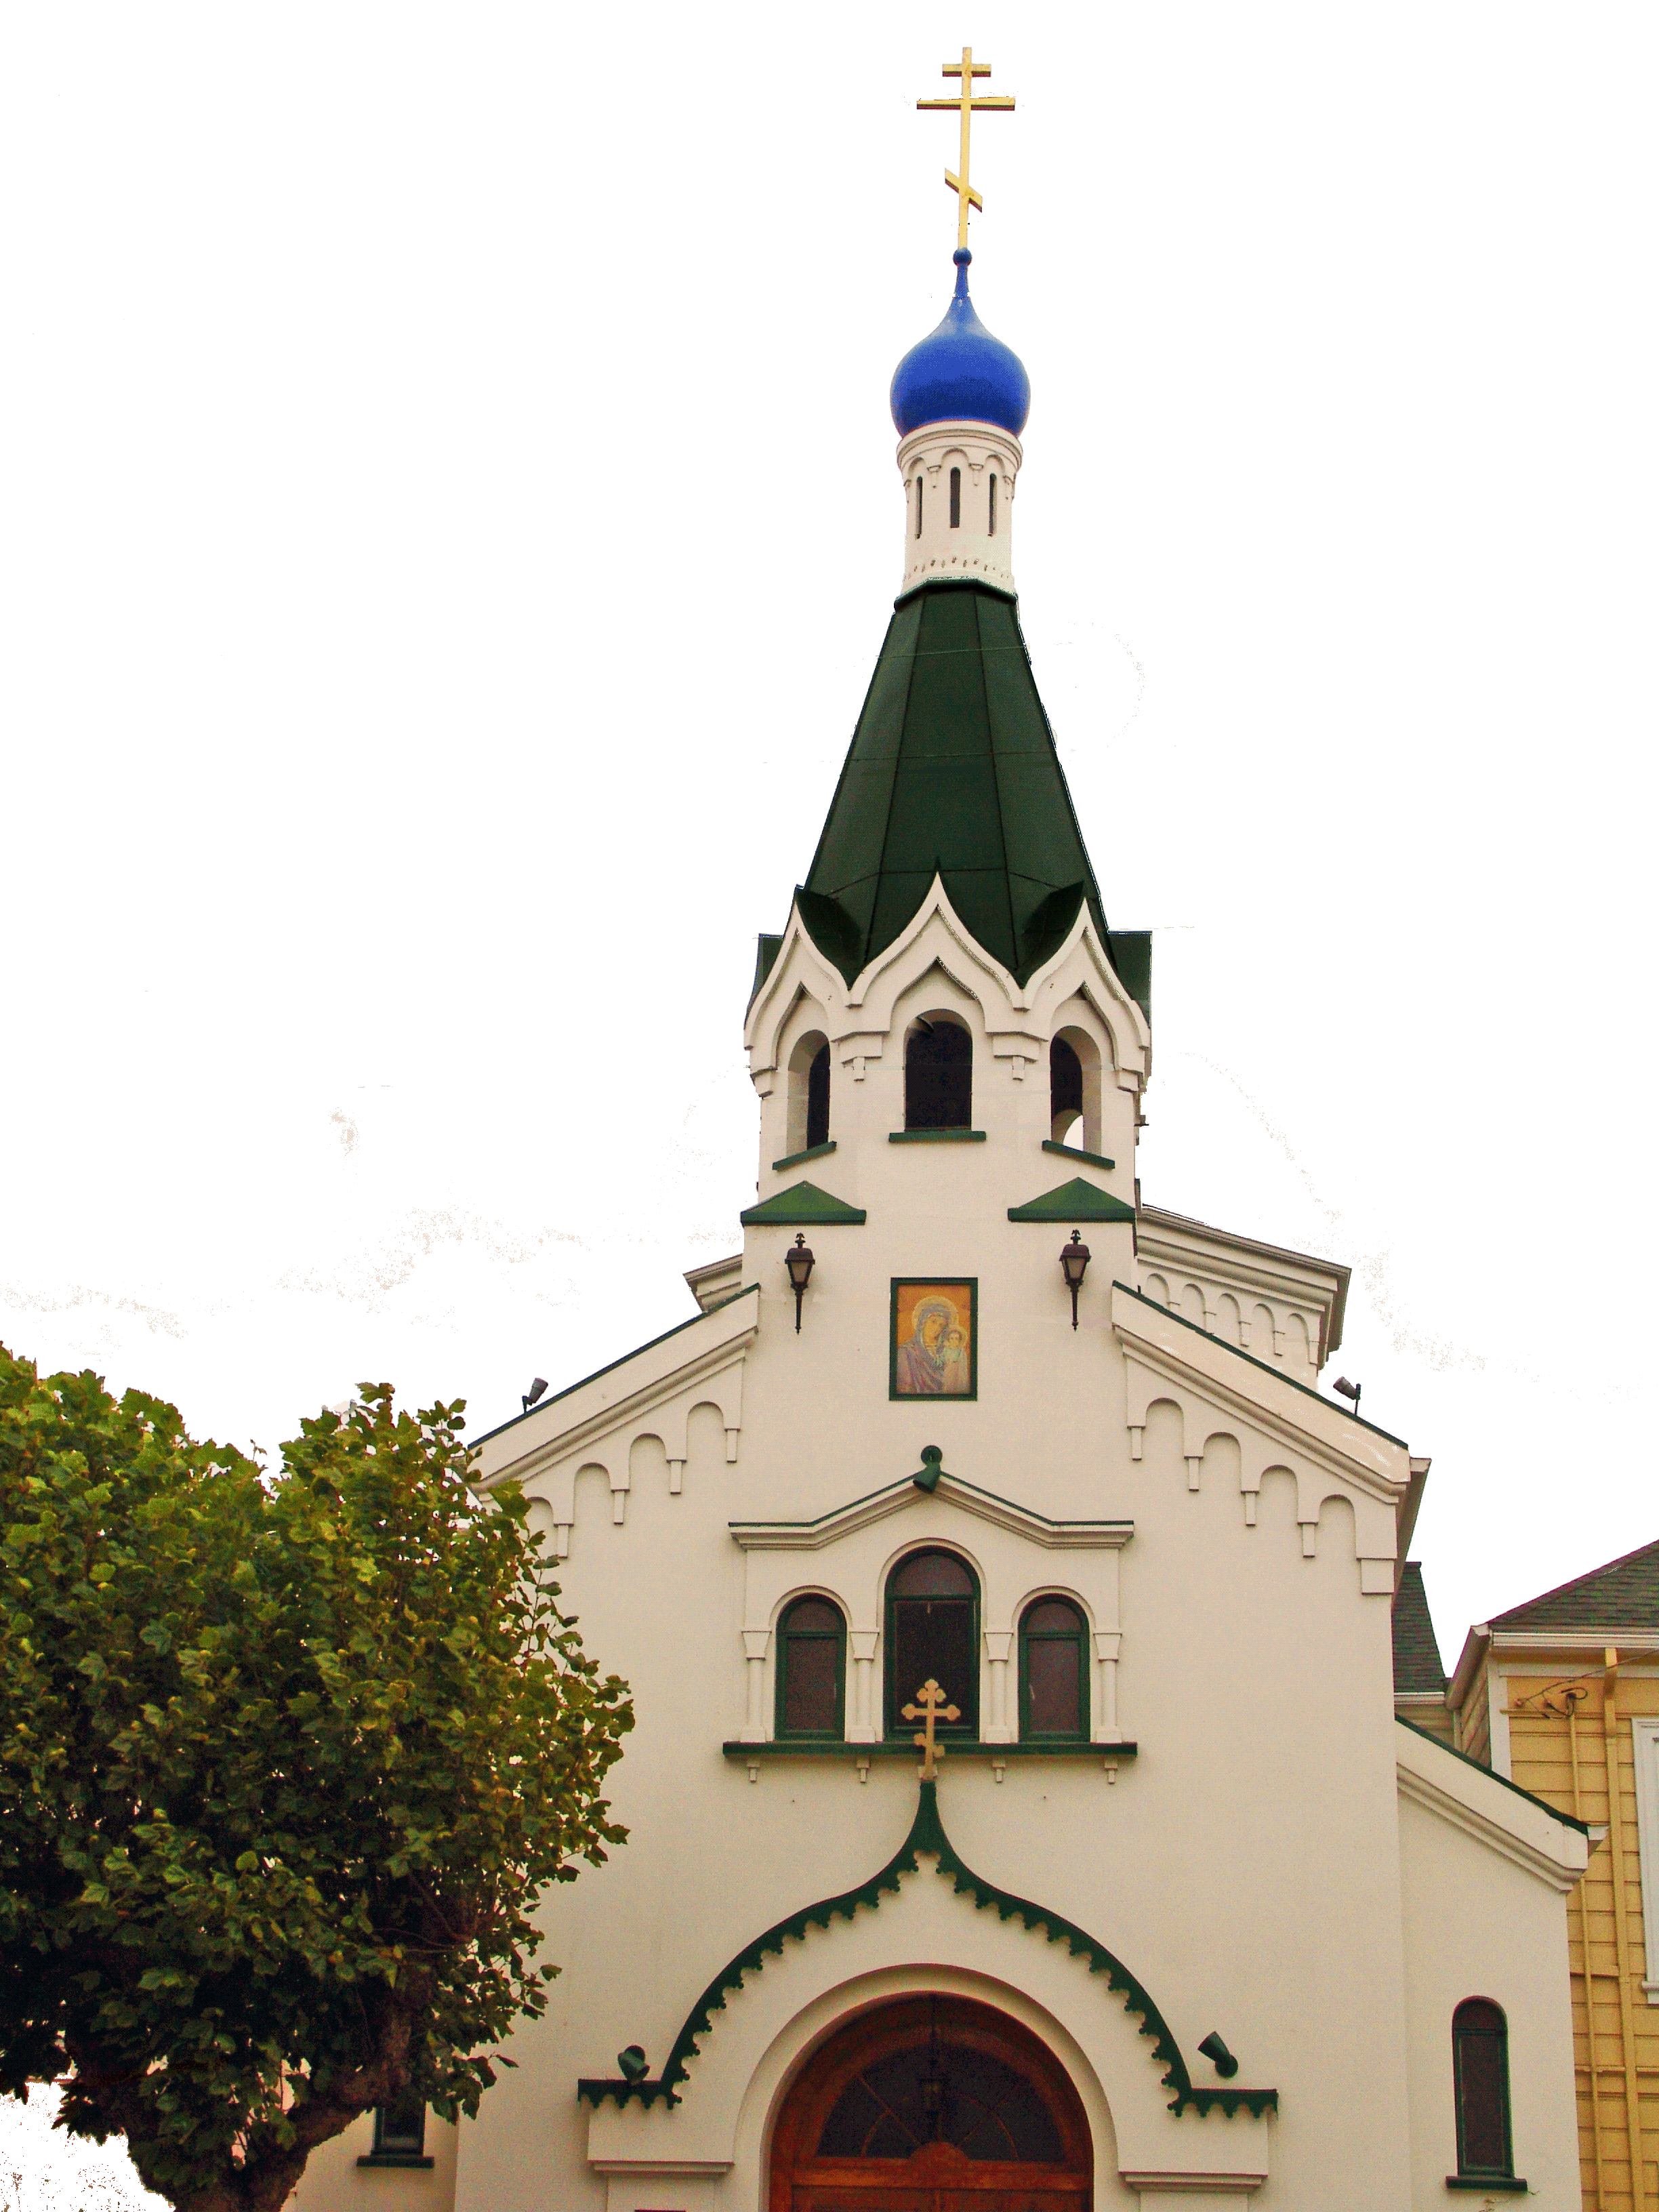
[786,1029,832,1156]
[1050,1025,1103,1153]
[905,1012,973,1131]
[769,1992,1092,2209]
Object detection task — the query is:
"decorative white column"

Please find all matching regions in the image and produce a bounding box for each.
[740,1629,771,1742]
[983,1631,1015,1742]
[849,1631,880,1742]
[1094,1630,1123,1742]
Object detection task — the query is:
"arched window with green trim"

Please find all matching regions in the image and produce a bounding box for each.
[1019,1597,1088,1741]
[884,1549,979,1738]
[776,1595,846,1740]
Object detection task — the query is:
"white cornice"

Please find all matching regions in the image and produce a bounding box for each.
[471,1294,758,1490]
[731,1471,1133,1555]
[1488,1629,1659,1653]
[1135,1206,1348,1362]
[745,876,1151,1097]
[1111,1284,1408,1508]
[1396,1721,1588,1892]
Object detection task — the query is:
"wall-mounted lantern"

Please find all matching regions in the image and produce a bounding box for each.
[784,1233,816,1332]
[1059,1229,1091,1329]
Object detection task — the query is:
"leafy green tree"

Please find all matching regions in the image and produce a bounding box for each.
[0,1349,631,2212]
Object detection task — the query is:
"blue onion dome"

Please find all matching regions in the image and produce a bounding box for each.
[890,250,1030,438]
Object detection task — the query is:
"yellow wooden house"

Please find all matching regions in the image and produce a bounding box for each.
[1410,1542,1659,2210]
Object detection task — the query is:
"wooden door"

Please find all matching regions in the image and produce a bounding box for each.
[771,1995,1091,2212]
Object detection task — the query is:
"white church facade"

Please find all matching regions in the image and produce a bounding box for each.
[291,74,1589,2212]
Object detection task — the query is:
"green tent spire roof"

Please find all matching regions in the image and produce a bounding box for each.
[796,580,1108,987]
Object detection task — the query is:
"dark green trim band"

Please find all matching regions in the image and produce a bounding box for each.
[356,2156,435,2170]
[1113,1279,1410,1447]
[575,1781,1275,2121]
[893,575,1017,609]
[722,1740,1136,1761]
[740,1181,867,1227]
[1042,1138,1116,1171]
[772,1140,838,1172]
[473,1285,759,1446]
[1008,1178,1136,1224]
[889,1128,987,1143]
[1397,1715,1591,1835]
[1445,2179,1527,2194]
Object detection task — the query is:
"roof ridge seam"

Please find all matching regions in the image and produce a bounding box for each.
[974,590,1020,974]
[866,596,928,979]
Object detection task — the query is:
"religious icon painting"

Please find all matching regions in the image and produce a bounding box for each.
[889,1279,978,1400]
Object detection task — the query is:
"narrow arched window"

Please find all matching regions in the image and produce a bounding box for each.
[914,476,924,539]
[785,1029,830,1158]
[885,1549,978,1738]
[1020,1598,1088,1740]
[1050,1023,1104,1153]
[989,472,998,537]
[806,1042,830,1151]
[776,1596,846,1739]
[949,466,961,528]
[1050,1036,1083,1147]
[905,1017,972,1130]
[1452,1999,1515,2182]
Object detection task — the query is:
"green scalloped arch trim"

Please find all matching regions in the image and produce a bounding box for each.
[575,1782,1276,2122]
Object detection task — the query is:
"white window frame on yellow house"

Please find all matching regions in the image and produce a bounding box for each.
[1629,1715,1659,2005]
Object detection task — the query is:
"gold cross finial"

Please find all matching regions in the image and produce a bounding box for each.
[918,46,1016,252]
[901,1678,962,1780]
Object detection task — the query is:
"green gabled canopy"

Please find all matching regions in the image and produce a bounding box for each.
[799,581,1108,987]
[1006,1176,1136,1224]
[739,1181,867,1227]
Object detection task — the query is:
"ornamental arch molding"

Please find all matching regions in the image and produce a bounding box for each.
[581,1787,1274,2201]
[1124,1372,1395,1586]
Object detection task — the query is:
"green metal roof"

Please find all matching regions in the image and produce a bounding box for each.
[738,1181,867,1227]
[796,580,1111,988]
[1006,1176,1136,1223]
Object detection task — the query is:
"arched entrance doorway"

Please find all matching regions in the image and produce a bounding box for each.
[769,1993,1092,2211]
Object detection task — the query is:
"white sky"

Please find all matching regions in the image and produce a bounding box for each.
[3,1,1656,1726]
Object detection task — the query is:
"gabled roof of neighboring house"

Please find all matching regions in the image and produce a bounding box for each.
[1393,1561,1448,1696]
[1491,1537,1659,1632]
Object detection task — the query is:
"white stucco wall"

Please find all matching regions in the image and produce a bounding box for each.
[288,2110,459,2212]
[1397,1780,1583,2205]
[283,890,1583,2212]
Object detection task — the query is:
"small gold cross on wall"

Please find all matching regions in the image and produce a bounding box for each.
[902,1678,962,1780]
[917,46,1016,251]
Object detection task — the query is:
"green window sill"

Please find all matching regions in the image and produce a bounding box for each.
[1445,2178,1526,2194]
[1042,1137,1116,1170]
[356,2154,434,2169]
[889,1128,987,1143]
[724,1740,1136,1761]
[772,1140,837,1171]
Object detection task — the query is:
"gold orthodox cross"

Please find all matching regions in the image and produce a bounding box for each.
[918,46,1016,251]
[903,1678,961,1780]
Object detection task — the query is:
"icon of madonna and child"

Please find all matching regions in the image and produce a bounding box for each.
[890,1279,977,1399]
